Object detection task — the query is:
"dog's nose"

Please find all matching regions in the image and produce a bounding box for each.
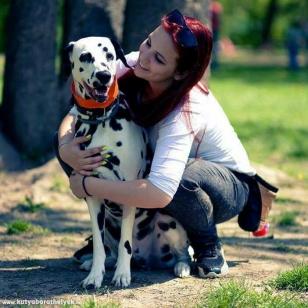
[95,71,111,84]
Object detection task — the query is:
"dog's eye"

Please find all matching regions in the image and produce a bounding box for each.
[79,52,94,63]
[106,53,114,61]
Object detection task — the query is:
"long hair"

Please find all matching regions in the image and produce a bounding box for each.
[119,13,213,128]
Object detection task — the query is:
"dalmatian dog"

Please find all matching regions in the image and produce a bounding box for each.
[65,37,191,289]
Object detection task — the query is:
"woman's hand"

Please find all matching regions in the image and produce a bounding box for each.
[69,172,88,198]
[59,135,104,176]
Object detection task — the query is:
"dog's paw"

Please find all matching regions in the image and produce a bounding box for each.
[174,261,191,278]
[111,269,131,287]
[80,259,92,271]
[82,269,105,289]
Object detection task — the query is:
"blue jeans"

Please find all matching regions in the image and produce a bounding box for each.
[163,159,250,251]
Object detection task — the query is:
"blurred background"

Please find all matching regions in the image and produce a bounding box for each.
[0,0,307,183]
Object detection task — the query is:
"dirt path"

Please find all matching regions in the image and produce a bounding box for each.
[0,158,307,307]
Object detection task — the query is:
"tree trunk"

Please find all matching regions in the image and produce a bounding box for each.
[0,0,58,160]
[122,0,210,52]
[261,0,278,46]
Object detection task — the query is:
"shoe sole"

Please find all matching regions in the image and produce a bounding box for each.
[198,260,229,278]
[197,248,229,278]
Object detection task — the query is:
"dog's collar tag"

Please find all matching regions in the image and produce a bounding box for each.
[71,79,119,110]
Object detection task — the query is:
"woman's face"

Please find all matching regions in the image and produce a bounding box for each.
[134,26,180,92]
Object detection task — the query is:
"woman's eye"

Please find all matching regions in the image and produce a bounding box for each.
[155,55,164,64]
[146,39,151,47]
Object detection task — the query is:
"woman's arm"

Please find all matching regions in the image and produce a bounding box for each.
[58,113,103,175]
[70,174,172,209]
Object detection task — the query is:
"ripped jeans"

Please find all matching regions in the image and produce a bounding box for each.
[163,159,250,251]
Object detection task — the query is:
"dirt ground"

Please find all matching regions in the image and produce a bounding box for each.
[0,136,307,307]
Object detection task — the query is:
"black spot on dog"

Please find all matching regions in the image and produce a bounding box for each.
[158,222,169,231]
[78,83,84,93]
[170,221,176,229]
[97,207,105,230]
[161,253,173,262]
[137,211,155,230]
[116,141,122,147]
[79,52,93,63]
[109,118,123,131]
[161,244,170,254]
[157,233,161,238]
[79,67,84,72]
[142,130,147,143]
[105,201,122,217]
[141,151,144,159]
[87,79,90,84]
[105,218,121,241]
[103,47,108,52]
[113,169,121,180]
[98,43,102,47]
[135,208,146,218]
[114,104,132,122]
[85,93,91,99]
[109,154,120,166]
[124,240,132,255]
[136,226,153,241]
[71,62,74,69]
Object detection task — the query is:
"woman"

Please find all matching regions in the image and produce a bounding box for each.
[58,9,258,278]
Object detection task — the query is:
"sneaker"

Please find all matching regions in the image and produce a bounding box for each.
[194,243,229,278]
[73,235,93,263]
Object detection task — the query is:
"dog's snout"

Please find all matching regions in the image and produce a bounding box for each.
[96,71,111,85]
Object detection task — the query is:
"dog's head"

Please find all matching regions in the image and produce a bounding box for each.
[64,37,128,102]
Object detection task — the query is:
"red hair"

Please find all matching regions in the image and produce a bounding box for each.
[119,12,213,128]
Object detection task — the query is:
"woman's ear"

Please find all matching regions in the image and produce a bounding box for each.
[174,70,189,81]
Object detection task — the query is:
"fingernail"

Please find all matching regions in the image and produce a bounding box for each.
[101,161,107,166]
[92,171,99,176]
[101,145,109,151]
[104,154,111,159]
[86,135,92,140]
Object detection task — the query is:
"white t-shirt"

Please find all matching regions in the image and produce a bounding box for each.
[81,52,255,198]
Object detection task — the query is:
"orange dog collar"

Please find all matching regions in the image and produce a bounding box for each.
[71,79,119,109]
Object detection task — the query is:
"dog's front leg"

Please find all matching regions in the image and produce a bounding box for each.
[82,198,106,289]
[112,206,136,287]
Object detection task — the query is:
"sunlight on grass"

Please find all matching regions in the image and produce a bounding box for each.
[210,64,308,182]
[16,195,46,213]
[197,280,307,308]
[270,263,308,292]
[63,296,121,308]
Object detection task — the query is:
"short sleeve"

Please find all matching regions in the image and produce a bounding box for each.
[116,51,139,78]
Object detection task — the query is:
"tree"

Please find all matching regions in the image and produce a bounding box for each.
[122,0,210,52]
[0,0,58,159]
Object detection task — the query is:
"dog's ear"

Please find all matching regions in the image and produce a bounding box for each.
[110,39,131,68]
[62,41,75,78]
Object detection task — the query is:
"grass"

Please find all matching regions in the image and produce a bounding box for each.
[16,195,46,213]
[6,219,49,235]
[50,174,69,193]
[270,263,308,292]
[197,280,307,308]
[62,297,121,308]
[210,59,308,182]
[274,211,299,227]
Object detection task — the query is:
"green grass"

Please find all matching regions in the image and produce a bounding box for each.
[210,63,308,182]
[197,280,307,308]
[270,263,308,292]
[274,211,299,227]
[62,297,121,308]
[16,195,46,213]
[6,219,49,235]
[50,174,69,193]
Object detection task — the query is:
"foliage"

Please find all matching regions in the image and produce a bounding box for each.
[0,0,10,52]
[270,263,308,291]
[17,195,46,213]
[274,211,299,227]
[63,296,121,308]
[50,175,68,193]
[197,280,307,307]
[6,219,49,235]
[219,0,308,47]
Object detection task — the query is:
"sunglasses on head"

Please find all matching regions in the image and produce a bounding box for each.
[165,9,198,49]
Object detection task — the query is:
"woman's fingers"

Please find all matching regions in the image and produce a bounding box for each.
[73,135,92,145]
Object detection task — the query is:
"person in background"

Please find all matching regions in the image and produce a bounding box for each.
[286,21,302,70]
